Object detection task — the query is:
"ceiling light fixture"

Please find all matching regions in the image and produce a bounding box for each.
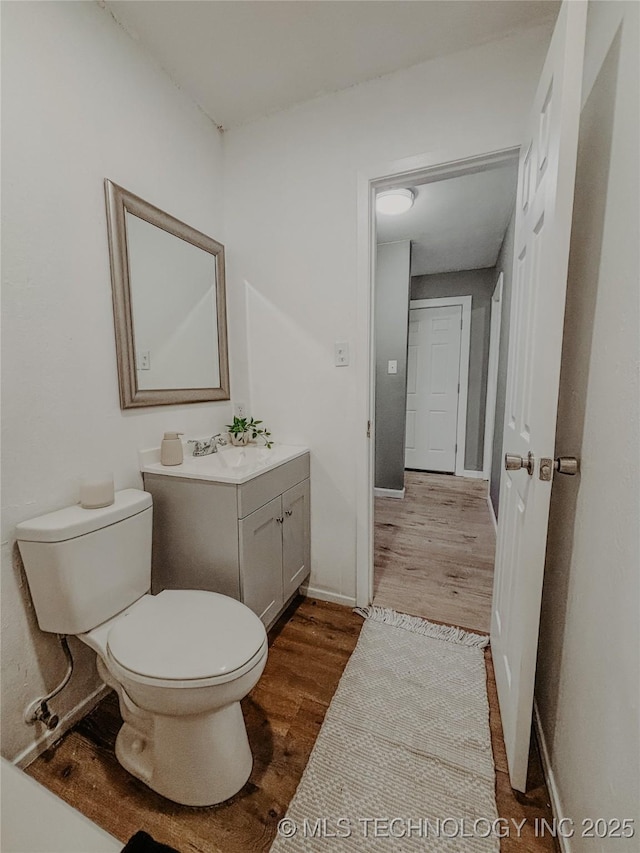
[376,188,415,215]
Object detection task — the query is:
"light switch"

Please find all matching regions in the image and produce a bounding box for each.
[335,341,349,367]
[388,360,398,375]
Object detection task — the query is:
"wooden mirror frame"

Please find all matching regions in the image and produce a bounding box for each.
[104,179,230,409]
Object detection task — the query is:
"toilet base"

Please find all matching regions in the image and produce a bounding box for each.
[115,698,253,807]
[96,657,255,806]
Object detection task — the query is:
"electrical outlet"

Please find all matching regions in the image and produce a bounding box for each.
[234,402,247,418]
[388,360,398,375]
[137,351,150,370]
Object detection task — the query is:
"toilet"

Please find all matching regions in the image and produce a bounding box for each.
[16,489,268,807]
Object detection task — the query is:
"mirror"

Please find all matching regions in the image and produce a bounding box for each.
[104,179,230,408]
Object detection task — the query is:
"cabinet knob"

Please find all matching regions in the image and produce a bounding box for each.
[285,509,293,517]
[276,516,284,524]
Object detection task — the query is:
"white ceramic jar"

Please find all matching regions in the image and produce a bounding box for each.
[160,432,184,466]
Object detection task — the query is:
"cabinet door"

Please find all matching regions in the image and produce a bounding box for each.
[239,496,283,626]
[282,479,311,600]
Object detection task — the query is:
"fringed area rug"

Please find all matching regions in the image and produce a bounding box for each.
[270,606,498,851]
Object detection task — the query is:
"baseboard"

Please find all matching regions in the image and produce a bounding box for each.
[13,683,111,769]
[462,469,488,480]
[301,585,357,608]
[533,699,572,853]
[373,487,405,499]
[486,494,498,534]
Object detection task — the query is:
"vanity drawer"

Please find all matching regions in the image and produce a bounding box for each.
[237,454,309,519]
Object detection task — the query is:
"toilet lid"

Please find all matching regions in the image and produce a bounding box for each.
[106,590,267,682]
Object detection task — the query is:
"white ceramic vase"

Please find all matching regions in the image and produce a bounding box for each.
[229,432,251,446]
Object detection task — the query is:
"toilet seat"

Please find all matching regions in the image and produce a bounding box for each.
[106,589,267,688]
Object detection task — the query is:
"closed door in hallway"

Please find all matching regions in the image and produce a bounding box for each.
[405,305,462,472]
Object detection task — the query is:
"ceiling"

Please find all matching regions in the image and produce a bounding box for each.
[105,1,559,129]
[377,163,519,277]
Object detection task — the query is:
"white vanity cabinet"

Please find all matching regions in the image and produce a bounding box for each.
[142,450,310,630]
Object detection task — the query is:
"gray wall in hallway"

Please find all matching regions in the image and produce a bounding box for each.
[490,204,516,515]
[375,241,411,491]
[411,267,498,471]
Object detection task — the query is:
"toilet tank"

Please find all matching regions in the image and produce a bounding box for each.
[16,489,153,635]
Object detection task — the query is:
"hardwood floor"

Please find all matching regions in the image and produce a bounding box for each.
[26,482,557,851]
[375,470,557,851]
[26,599,361,853]
[374,470,495,633]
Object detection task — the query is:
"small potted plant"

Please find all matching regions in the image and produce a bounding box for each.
[226,416,273,448]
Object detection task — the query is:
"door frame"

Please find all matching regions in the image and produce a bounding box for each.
[408,296,472,477]
[355,142,520,607]
[482,272,504,479]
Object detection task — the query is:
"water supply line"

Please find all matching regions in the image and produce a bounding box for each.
[24,635,73,730]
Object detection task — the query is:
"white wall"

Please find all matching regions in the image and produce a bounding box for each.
[223,25,552,601]
[1,1,231,763]
[535,2,639,846]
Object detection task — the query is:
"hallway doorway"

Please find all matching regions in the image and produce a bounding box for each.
[370,155,518,635]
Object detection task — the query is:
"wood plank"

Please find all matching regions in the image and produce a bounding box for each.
[374,471,495,632]
[373,471,556,850]
[26,544,557,852]
[26,599,361,853]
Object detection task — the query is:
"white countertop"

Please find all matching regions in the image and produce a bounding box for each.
[139,442,309,485]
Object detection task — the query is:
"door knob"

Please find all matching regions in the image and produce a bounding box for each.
[539,456,579,480]
[504,452,535,475]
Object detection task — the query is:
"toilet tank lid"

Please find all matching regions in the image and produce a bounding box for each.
[16,489,152,543]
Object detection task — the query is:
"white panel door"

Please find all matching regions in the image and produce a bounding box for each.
[405,305,462,472]
[491,0,586,792]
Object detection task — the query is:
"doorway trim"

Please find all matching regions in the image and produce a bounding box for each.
[482,272,504,479]
[355,141,520,608]
[409,296,471,477]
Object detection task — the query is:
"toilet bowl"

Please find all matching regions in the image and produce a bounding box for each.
[16,489,268,807]
[81,590,268,806]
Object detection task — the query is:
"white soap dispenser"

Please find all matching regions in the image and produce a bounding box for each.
[160,432,184,466]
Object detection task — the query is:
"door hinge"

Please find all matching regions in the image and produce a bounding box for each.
[367,420,372,439]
